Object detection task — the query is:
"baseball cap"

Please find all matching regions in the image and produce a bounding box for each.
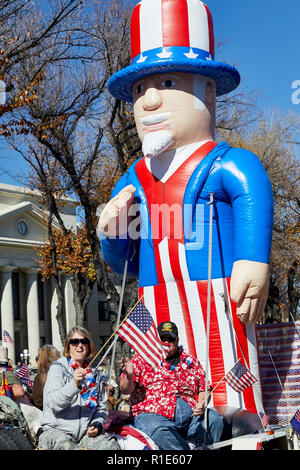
[157,321,178,340]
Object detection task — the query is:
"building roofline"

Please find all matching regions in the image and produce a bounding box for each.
[0,182,79,206]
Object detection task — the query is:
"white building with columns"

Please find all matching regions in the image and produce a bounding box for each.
[0,183,112,366]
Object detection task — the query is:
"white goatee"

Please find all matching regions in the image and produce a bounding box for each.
[142,130,174,158]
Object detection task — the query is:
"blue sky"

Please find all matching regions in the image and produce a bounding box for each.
[210,0,300,113]
[0,0,299,186]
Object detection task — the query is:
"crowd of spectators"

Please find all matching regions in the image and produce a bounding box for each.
[1,321,223,450]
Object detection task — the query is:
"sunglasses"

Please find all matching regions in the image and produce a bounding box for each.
[69,338,90,346]
[160,336,176,343]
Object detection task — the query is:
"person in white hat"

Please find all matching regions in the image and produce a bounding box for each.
[98,0,273,415]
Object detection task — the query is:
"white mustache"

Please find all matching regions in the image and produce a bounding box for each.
[141,112,171,126]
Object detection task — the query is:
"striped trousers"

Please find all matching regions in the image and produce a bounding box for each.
[139,276,263,415]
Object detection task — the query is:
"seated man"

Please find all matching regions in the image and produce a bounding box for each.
[0,346,24,400]
[120,321,223,450]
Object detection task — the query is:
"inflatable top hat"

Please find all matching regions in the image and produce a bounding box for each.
[108,0,240,103]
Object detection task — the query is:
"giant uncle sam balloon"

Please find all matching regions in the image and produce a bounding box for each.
[98,0,273,414]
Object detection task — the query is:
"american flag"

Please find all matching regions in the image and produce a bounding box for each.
[257,321,300,426]
[17,363,33,390]
[290,409,300,435]
[3,330,14,345]
[117,300,168,369]
[224,360,257,393]
[17,363,30,380]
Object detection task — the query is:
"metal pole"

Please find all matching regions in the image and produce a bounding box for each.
[204,192,214,442]
[289,312,300,341]
[107,242,130,388]
[96,336,118,369]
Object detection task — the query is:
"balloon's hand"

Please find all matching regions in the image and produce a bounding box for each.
[230,260,269,324]
[97,185,136,237]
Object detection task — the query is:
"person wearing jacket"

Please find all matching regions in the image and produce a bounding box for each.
[31,344,61,410]
[38,326,119,450]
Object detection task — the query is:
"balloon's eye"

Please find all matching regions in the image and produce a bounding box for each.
[135,84,144,94]
[161,79,176,89]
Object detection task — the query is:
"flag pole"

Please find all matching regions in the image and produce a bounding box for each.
[268,348,295,422]
[107,242,130,387]
[204,192,214,442]
[192,358,241,416]
[224,297,268,419]
[289,312,300,341]
[88,295,144,369]
[95,336,118,369]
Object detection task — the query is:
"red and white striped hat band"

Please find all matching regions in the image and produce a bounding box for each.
[131,0,215,62]
[107,0,240,102]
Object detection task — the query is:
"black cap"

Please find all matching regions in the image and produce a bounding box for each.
[157,321,178,339]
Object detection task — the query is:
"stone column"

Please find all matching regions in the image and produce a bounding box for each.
[25,269,40,366]
[18,271,27,354]
[0,268,15,365]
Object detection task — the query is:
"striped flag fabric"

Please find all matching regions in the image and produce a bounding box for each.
[290,409,300,435]
[17,363,33,390]
[224,360,257,393]
[256,321,300,426]
[17,363,30,380]
[3,330,14,345]
[117,300,168,369]
[261,413,270,428]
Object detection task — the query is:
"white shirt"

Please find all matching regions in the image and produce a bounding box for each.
[145,140,211,183]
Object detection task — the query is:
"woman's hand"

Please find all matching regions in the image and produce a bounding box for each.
[86,426,99,437]
[74,367,86,388]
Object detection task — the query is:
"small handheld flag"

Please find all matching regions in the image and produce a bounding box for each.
[17,363,30,380]
[224,360,257,392]
[117,301,167,369]
[3,330,14,345]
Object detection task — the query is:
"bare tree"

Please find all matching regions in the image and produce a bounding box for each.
[219,109,300,322]
[2,0,138,347]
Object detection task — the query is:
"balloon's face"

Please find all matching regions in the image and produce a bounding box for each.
[133,72,215,157]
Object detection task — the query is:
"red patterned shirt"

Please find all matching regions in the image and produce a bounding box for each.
[127,349,211,419]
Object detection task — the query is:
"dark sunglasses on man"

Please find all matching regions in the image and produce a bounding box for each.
[160,335,176,343]
[69,338,90,346]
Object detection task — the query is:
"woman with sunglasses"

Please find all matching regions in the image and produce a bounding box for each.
[37,326,119,450]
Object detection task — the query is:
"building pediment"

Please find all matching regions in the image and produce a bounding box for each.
[0,201,59,247]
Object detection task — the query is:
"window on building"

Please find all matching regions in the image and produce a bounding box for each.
[98,301,110,321]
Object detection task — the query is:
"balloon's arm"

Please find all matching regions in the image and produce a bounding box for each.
[216,148,273,324]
